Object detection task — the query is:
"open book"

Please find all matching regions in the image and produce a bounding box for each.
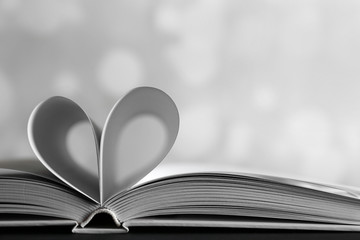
[1,87,360,233]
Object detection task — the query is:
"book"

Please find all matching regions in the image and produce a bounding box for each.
[1,86,360,233]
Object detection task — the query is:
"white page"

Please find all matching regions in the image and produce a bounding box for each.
[138,162,360,199]
[109,169,360,227]
[28,96,100,203]
[100,87,179,202]
[0,168,98,224]
[27,87,180,205]
[0,159,57,181]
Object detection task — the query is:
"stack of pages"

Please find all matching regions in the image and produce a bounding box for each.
[1,87,360,233]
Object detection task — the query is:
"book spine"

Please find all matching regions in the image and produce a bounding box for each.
[73,207,129,233]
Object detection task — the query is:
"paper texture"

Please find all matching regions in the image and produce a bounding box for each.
[100,87,179,202]
[27,87,179,204]
[28,96,100,202]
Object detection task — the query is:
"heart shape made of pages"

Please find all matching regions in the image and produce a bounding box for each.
[28,87,179,204]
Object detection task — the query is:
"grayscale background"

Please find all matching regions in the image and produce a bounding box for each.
[1,0,360,186]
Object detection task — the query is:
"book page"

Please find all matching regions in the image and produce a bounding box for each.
[138,162,360,199]
[107,167,360,229]
[26,87,180,205]
[0,168,98,225]
[0,159,57,181]
[28,96,100,202]
[100,87,179,202]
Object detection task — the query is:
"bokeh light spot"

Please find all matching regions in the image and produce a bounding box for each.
[97,49,144,97]
[224,122,253,161]
[173,103,220,159]
[286,110,332,156]
[53,71,80,97]
[253,84,277,111]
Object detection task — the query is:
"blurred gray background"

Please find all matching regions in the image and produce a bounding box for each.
[1,0,360,186]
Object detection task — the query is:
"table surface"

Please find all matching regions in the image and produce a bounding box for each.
[1,226,360,240]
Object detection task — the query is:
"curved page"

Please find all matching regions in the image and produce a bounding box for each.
[100,87,179,203]
[28,97,101,202]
